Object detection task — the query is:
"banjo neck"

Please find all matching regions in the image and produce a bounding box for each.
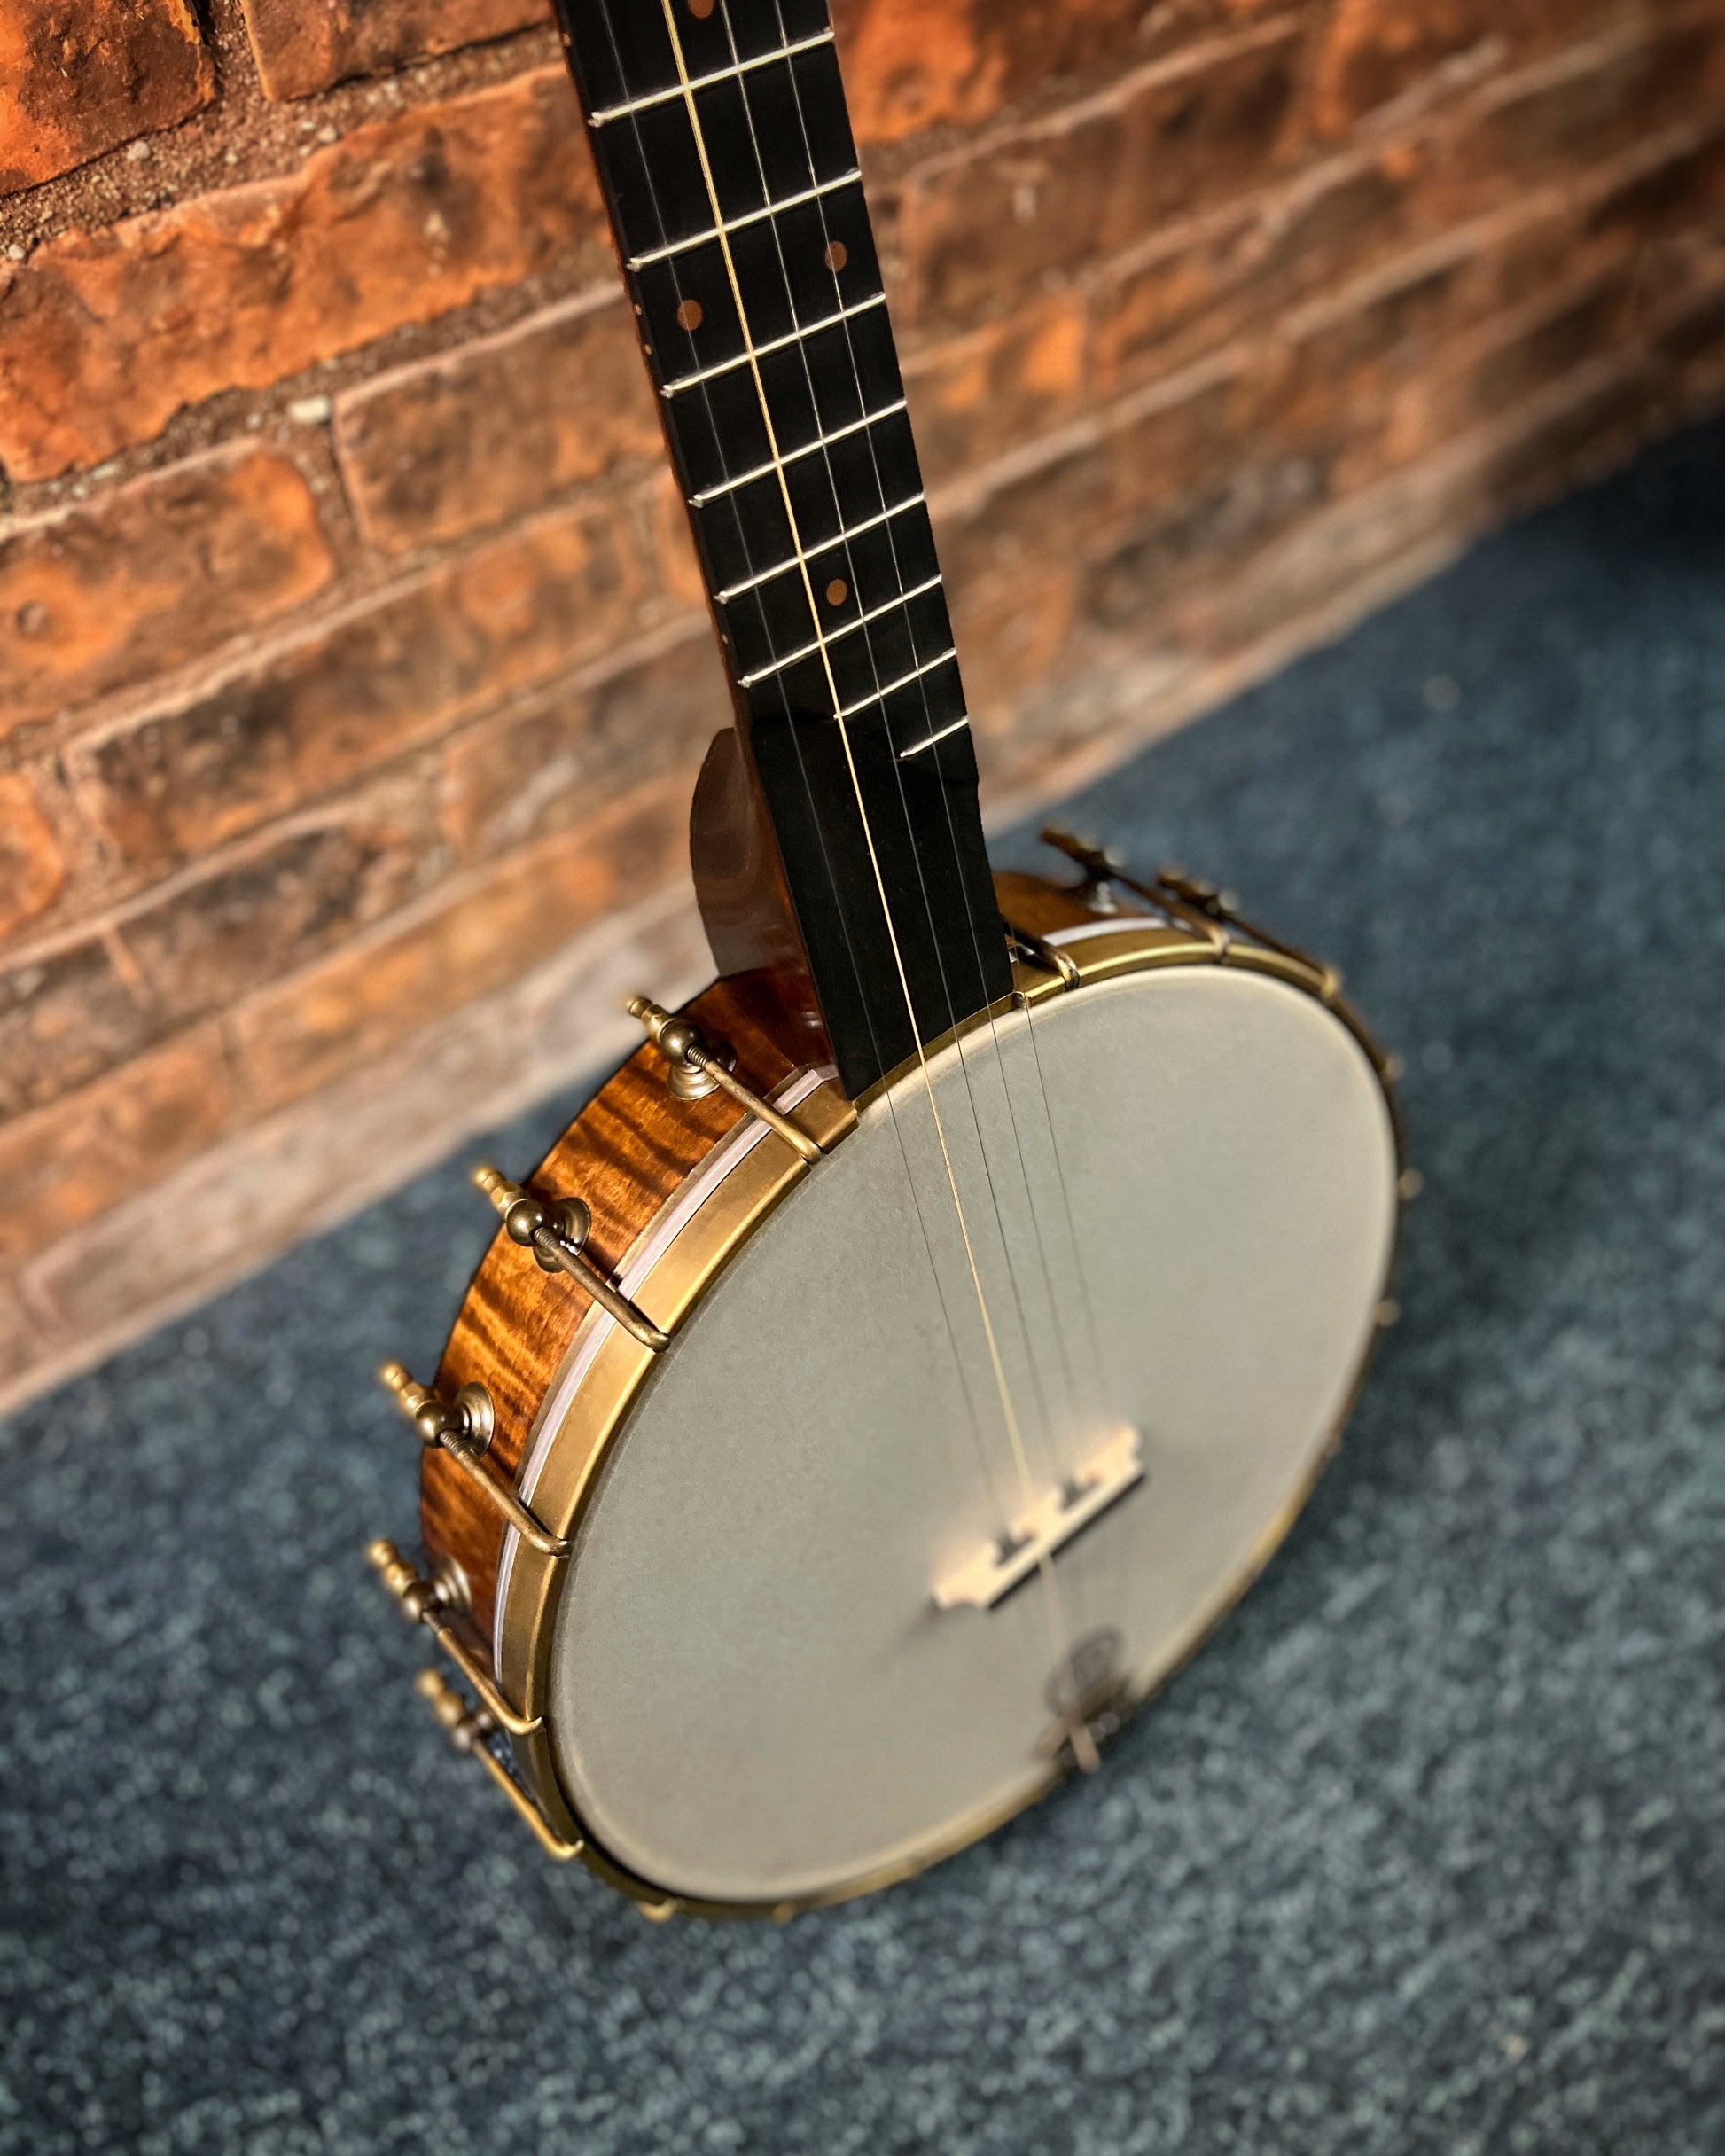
[554,0,1011,1098]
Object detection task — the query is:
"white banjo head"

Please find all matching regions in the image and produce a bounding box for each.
[520,958,1399,1909]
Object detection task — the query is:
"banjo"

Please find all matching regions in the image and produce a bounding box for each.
[367,0,1407,1918]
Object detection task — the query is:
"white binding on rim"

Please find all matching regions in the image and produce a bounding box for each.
[491,1066,835,1657]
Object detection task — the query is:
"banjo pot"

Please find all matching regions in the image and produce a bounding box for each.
[364,0,1409,1918]
[375,862,1404,1916]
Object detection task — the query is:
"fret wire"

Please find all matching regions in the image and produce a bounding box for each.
[691,398,907,507]
[660,292,888,398]
[836,646,958,722]
[898,714,972,760]
[627,168,861,271]
[714,492,925,602]
[587,26,836,128]
[738,573,944,687]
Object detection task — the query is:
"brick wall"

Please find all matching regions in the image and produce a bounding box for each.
[4,0,1724,1409]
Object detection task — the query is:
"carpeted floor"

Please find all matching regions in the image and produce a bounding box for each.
[4,424,1723,2155]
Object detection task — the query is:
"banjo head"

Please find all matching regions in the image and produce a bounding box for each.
[503,944,1401,1911]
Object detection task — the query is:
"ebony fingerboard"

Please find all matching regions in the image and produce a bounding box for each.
[551,0,1011,1097]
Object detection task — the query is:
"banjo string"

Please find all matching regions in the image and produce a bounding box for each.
[738,0,1089,1502]
[760,0,1093,1504]
[656,0,1066,1652]
[586,0,1013,1528]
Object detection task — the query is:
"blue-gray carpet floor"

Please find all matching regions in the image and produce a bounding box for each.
[4,425,1723,2154]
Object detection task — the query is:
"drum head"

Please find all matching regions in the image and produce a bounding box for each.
[537,965,1399,1906]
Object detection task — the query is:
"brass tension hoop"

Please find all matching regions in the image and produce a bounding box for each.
[471,1166,669,1353]
[414,1666,581,1863]
[368,1539,542,1738]
[627,996,825,1164]
[376,1361,568,1558]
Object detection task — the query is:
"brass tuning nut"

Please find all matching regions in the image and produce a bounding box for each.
[469,1163,670,1354]
[472,1164,591,1273]
[626,996,733,1101]
[627,995,823,1164]
[368,1537,441,1623]
[413,1668,582,1861]
[376,1360,496,1454]
[416,1665,494,1755]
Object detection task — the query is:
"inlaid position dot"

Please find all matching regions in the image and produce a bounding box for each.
[675,298,704,332]
[825,578,848,606]
[823,240,848,274]
[689,0,714,17]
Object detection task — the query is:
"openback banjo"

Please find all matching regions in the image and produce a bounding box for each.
[367,0,1407,1918]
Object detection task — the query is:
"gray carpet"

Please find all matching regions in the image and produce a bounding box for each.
[4,425,1723,2155]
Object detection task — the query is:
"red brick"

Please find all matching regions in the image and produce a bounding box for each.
[1092,151,1419,399]
[0,934,157,1121]
[935,357,1243,603]
[1581,117,1725,246]
[0,448,336,737]
[117,801,429,1027]
[0,1027,233,1267]
[231,778,690,1107]
[1263,210,1580,472]
[0,66,600,481]
[441,629,724,860]
[902,294,1089,482]
[0,0,212,192]
[72,496,647,873]
[0,772,66,940]
[333,294,660,555]
[1456,17,1725,201]
[1379,268,1636,471]
[834,0,1143,145]
[949,566,1081,729]
[1309,0,1555,137]
[240,0,547,103]
[898,20,1304,329]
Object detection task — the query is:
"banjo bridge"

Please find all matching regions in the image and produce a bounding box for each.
[933,1428,1144,1613]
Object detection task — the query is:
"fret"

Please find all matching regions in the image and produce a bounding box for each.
[595,43,857,266]
[838,649,959,723]
[737,573,943,686]
[660,292,888,399]
[741,579,954,714]
[556,0,831,119]
[627,169,862,271]
[899,715,972,760]
[690,399,906,507]
[587,26,836,128]
[714,494,925,604]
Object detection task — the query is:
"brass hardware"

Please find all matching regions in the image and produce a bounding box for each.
[1040,828,1229,957]
[1001,917,1080,989]
[628,996,825,1164]
[369,1539,542,1737]
[377,1361,568,1557]
[1397,1168,1424,1202]
[1376,1297,1402,1328]
[472,1165,670,1353]
[414,1668,581,1862]
[933,1427,1143,1612]
[1159,864,1345,1003]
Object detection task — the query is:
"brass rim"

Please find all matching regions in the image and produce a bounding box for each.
[497,920,1409,1918]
